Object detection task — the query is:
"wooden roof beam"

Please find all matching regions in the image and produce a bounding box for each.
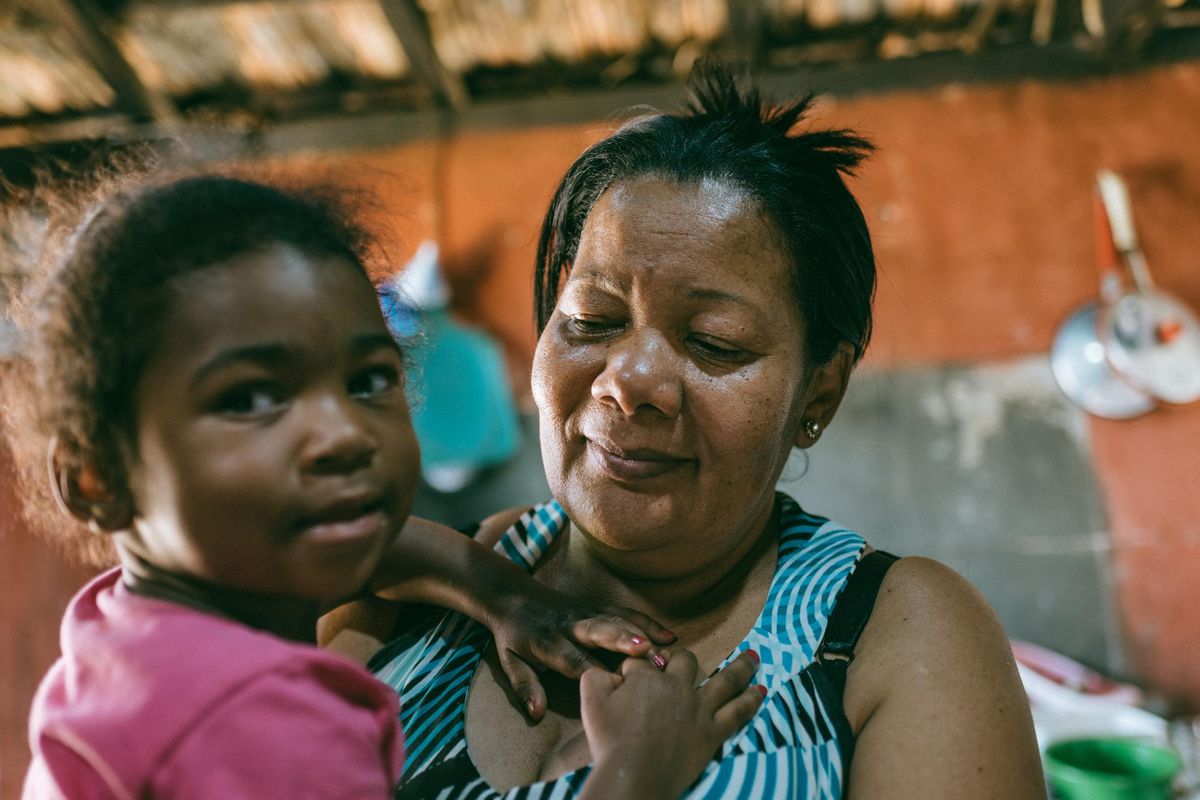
[377,0,468,110]
[724,0,765,68]
[42,0,179,123]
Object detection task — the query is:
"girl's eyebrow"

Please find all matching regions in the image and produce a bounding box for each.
[191,333,401,387]
[351,332,404,359]
[191,343,293,387]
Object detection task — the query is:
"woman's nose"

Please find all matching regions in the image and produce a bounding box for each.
[300,394,378,474]
[591,331,683,418]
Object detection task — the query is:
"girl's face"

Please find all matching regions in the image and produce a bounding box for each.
[532,177,818,578]
[121,243,419,602]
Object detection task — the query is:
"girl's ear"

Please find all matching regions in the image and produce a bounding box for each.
[47,437,133,533]
[793,342,856,450]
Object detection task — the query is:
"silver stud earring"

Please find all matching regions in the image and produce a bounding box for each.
[804,419,822,440]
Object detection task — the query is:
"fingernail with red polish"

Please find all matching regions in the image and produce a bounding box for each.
[651,653,667,670]
[630,635,645,646]
[756,685,768,697]
[662,629,676,639]
[746,648,760,663]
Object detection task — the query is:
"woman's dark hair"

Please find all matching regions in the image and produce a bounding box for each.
[535,60,876,367]
[2,167,379,564]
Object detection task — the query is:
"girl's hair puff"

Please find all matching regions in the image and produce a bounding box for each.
[2,160,386,566]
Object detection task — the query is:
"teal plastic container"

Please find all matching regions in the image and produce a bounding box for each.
[1044,737,1181,800]
[379,242,521,492]
[403,306,519,471]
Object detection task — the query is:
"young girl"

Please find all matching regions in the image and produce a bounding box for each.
[3,170,763,799]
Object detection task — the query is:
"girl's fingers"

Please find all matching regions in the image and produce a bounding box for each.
[497,649,548,722]
[663,645,699,682]
[698,649,760,713]
[603,606,676,645]
[570,616,652,656]
[579,664,623,702]
[712,685,767,739]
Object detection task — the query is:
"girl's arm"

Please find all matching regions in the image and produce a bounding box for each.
[578,648,764,799]
[844,557,1046,799]
[321,515,675,720]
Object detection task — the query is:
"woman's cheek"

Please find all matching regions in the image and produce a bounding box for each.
[704,372,800,460]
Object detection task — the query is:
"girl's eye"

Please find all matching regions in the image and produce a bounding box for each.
[216,384,285,416]
[349,366,399,399]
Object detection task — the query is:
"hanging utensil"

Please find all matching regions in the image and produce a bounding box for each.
[1093,170,1200,406]
[1051,170,1200,418]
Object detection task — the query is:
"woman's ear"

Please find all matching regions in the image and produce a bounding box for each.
[794,342,856,449]
[47,437,133,533]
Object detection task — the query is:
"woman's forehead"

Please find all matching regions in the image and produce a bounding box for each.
[601,175,756,224]
[572,176,793,299]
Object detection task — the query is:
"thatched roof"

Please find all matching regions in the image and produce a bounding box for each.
[0,0,1196,147]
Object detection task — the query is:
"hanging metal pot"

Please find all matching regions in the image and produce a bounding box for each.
[1051,170,1200,419]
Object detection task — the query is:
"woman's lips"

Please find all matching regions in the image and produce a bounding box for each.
[586,439,692,481]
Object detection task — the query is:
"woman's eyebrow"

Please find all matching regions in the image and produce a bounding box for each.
[687,287,761,313]
[569,270,627,295]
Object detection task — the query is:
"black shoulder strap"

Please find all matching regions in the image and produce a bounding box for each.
[816,549,900,699]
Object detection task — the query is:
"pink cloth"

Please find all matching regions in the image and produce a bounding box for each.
[24,568,404,799]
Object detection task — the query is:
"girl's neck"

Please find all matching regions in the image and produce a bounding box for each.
[117,545,321,644]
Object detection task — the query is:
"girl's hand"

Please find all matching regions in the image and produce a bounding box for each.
[578,648,764,799]
[485,580,676,721]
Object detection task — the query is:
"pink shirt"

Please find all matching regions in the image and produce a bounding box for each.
[23,568,404,799]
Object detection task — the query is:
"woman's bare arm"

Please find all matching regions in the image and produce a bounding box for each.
[845,557,1046,799]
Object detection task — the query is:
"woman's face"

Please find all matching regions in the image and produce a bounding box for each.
[532,177,819,577]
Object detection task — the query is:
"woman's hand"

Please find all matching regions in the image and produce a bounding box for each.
[578,648,764,799]
[484,580,676,721]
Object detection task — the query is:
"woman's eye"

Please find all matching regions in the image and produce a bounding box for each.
[349,366,399,399]
[216,385,284,416]
[566,316,620,337]
[689,336,747,362]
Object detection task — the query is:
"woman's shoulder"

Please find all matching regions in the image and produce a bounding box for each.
[857,555,1007,670]
[849,556,1012,712]
[842,556,1045,797]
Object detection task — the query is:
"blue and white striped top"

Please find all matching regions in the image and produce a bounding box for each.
[370,492,868,799]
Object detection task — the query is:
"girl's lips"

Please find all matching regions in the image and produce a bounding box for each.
[298,500,386,546]
[586,439,691,481]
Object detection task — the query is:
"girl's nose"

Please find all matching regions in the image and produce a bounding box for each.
[300,394,378,474]
[590,331,683,418]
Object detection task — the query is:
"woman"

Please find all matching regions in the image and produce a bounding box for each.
[338,62,1044,799]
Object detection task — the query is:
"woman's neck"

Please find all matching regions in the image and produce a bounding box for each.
[543,499,780,643]
[116,544,321,644]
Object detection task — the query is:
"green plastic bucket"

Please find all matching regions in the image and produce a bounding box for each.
[1045,737,1181,800]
